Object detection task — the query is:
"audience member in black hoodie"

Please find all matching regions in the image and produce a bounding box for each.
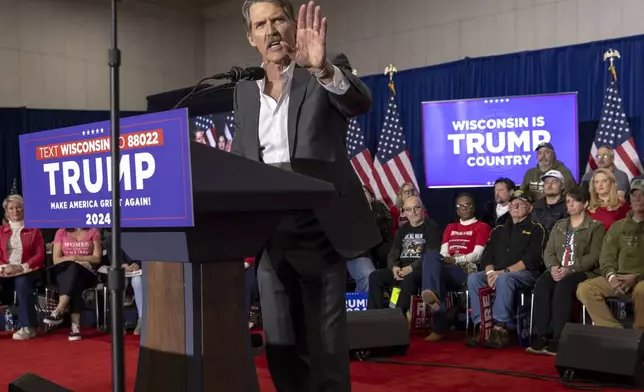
[367,196,441,315]
[482,178,515,227]
[466,189,546,349]
[531,170,568,234]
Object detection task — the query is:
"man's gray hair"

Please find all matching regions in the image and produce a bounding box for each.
[242,0,296,31]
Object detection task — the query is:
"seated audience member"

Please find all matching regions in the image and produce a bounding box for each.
[528,186,605,355]
[520,142,576,201]
[123,259,143,334]
[368,196,441,315]
[103,232,144,335]
[466,190,546,348]
[363,185,394,268]
[389,182,428,236]
[577,180,644,329]
[587,168,630,231]
[531,170,568,234]
[482,178,514,228]
[347,186,393,291]
[0,195,45,340]
[581,145,630,199]
[44,227,102,341]
[244,257,258,329]
[420,193,491,341]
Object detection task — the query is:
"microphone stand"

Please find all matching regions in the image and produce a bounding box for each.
[190,82,237,99]
[108,1,125,392]
[173,82,236,109]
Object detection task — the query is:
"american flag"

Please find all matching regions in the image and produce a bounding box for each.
[9,177,18,195]
[346,117,382,200]
[561,231,574,267]
[223,111,235,152]
[585,71,643,180]
[373,81,419,207]
[194,115,216,147]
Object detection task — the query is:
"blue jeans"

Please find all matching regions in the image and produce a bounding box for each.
[347,256,376,292]
[468,270,536,327]
[421,252,468,333]
[2,273,38,329]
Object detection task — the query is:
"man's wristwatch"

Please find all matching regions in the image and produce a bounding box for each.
[503,268,510,273]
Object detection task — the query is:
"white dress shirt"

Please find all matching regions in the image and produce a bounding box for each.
[256,60,351,164]
[496,203,509,219]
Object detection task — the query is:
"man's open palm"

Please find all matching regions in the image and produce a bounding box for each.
[281,1,327,72]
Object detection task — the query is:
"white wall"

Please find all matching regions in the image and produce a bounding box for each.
[0,0,204,111]
[3,0,644,111]
[203,0,644,78]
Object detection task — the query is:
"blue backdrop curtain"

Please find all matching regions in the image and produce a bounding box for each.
[2,34,644,227]
[359,33,644,228]
[0,108,142,199]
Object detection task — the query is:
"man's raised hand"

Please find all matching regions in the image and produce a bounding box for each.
[280,1,327,73]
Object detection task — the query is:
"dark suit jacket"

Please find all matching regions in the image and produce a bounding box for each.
[231,53,381,259]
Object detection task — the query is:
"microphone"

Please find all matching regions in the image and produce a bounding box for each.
[211,66,265,82]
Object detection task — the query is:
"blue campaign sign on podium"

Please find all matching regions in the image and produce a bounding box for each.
[18,109,194,228]
[346,292,368,311]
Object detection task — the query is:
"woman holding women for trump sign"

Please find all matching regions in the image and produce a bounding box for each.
[44,227,102,341]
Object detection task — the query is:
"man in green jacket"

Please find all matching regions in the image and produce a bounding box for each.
[520,143,576,201]
[576,179,644,329]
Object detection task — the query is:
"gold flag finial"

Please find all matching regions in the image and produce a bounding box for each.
[384,64,397,80]
[603,49,621,81]
[384,64,398,95]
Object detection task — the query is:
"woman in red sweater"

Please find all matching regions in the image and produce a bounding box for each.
[0,195,45,340]
[587,168,629,231]
[420,193,491,341]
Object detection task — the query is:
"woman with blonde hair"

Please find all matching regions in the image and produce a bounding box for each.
[587,168,629,231]
[0,194,45,340]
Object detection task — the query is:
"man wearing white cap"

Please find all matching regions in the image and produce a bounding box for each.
[531,170,568,234]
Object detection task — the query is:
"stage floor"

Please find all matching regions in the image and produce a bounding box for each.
[0,330,624,391]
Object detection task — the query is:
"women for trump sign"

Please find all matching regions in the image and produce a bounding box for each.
[18,109,194,229]
[422,93,579,188]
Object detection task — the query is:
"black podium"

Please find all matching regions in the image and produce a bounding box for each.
[122,142,336,392]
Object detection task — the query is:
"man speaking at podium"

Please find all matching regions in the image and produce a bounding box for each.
[231,0,380,391]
